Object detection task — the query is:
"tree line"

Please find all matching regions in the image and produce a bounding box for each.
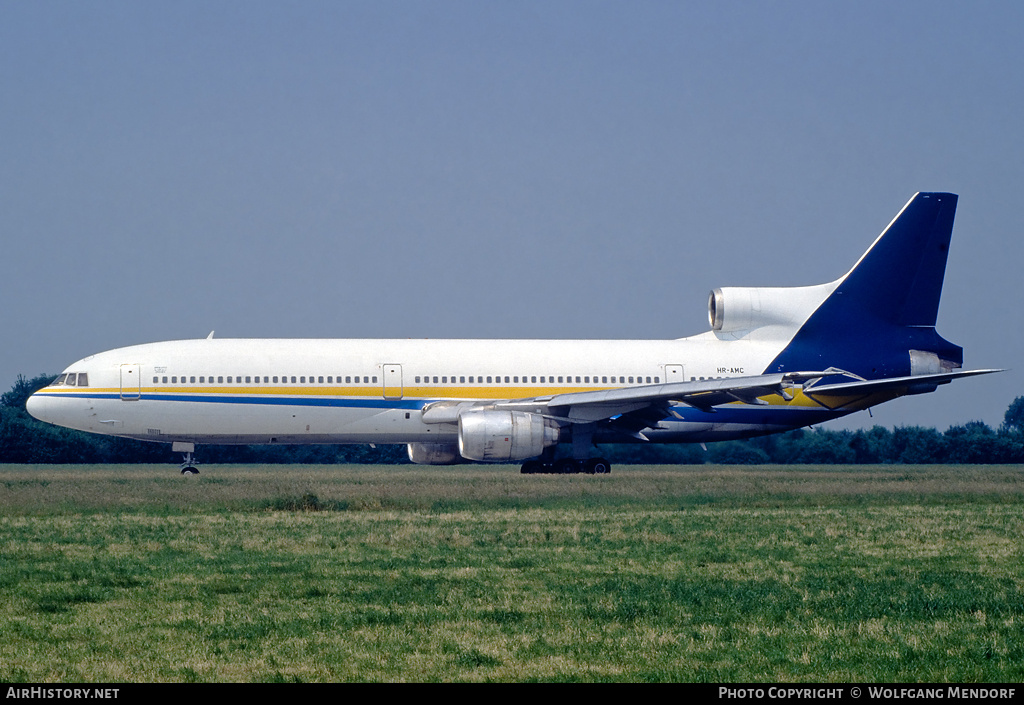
[3,373,1023,464]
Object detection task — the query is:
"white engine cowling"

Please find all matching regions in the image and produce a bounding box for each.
[457,409,560,462]
[708,283,836,335]
[407,442,463,465]
[710,287,758,332]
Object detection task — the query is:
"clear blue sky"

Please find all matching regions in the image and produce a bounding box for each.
[2,1,1020,433]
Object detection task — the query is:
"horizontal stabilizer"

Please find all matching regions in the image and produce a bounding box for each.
[803,368,1003,398]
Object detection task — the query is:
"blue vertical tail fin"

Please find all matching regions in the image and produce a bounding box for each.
[768,193,963,378]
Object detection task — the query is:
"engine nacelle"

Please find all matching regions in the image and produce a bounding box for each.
[407,442,463,465]
[708,283,835,335]
[457,409,561,462]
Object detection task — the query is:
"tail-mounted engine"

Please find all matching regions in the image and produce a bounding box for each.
[708,283,836,335]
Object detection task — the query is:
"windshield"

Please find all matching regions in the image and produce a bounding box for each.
[49,373,88,387]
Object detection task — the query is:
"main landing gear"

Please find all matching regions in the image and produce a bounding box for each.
[520,457,611,474]
[521,424,611,474]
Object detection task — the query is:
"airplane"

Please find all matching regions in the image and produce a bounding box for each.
[27,192,1000,474]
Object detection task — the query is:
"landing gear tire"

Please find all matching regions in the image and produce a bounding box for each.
[555,459,577,474]
[179,450,199,475]
[520,460,541,474]
[519,458,612,475]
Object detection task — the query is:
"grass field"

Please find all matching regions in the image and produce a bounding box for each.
[1,463,1022,682]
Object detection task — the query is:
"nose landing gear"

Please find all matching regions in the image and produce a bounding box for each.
[180,453,200,475]
[173,441,199,475]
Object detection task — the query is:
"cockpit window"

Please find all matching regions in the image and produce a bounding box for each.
[49,372,88,387]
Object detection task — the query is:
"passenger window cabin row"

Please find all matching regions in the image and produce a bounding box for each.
[414,375,660,385]
[153,375,378,384]
[54,372,724,389]
[149,374,665,386]
[52,373,680,388]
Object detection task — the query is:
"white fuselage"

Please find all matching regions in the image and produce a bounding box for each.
[26,333,844,448]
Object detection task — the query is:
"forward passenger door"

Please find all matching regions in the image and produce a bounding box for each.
[120,364,141,401]
[382,364,403,399]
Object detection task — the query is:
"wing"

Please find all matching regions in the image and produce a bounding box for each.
[421,372,816,426]
[498,373,798,421]
[420,368,1002,429]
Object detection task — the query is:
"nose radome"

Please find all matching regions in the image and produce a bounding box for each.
[25,393,49,423]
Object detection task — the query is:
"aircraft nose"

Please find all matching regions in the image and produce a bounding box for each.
[25,392,50,423]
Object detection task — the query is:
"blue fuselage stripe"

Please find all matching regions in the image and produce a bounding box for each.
[37,392,842,428]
